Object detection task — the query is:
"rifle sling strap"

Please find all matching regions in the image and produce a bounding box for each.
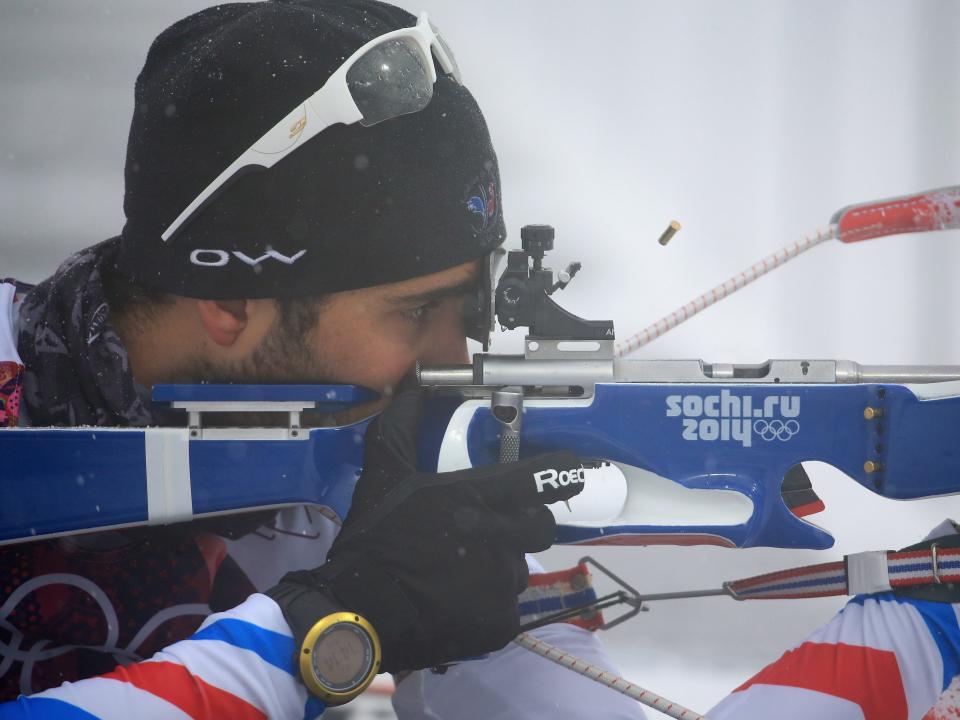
[518,561,605,631]
[725,534,960,603]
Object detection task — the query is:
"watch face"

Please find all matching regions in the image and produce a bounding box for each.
[312,623,375,691]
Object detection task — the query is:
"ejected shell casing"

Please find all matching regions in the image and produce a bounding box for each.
[863,407,884,420]
[658,220,682,246]
[864,460,884,474]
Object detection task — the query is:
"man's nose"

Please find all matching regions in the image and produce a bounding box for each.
[419,305,470,365]
[420,333,469,365]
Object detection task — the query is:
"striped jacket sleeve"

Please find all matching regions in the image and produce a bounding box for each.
[0,594,324,720]
[709,591,960,720]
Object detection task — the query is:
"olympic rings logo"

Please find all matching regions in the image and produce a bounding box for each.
[753,419,800,441]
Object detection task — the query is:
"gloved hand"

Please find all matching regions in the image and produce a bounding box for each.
[267,383,584,673]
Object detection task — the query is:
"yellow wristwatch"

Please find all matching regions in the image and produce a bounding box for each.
[298,612,382,705]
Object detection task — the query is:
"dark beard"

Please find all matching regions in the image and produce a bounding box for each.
[170,310,350,428]
[190,311,327,384]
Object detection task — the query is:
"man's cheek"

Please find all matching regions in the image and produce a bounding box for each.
[378,359,418,395]
[348,348,416,394]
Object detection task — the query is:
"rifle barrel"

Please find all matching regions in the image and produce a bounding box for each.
[840,365,960,383]
[419,359,960,388]
[417,364,474,386]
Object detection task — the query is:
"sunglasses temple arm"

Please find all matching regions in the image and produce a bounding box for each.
[161,156,268,242]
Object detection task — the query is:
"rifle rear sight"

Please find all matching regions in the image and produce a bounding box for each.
[494,225,615,348]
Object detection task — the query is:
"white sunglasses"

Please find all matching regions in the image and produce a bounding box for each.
[162,12,460,242]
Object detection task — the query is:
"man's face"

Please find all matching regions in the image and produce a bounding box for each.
[209,259,479,397]
[306,259,479,392]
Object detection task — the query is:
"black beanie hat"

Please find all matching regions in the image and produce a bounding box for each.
[116,0,505,299]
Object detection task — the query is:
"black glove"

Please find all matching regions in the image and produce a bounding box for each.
[267,384,585,673]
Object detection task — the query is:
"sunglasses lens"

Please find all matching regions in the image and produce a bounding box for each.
[347,37,434,127]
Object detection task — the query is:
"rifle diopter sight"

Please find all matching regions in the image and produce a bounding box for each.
[495,225,614,359]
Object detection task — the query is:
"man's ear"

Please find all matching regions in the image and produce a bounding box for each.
[195,299,249,347]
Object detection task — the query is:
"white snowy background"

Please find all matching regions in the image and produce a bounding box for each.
[2,1,960,717]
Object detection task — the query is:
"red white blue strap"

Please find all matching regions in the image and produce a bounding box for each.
[726,545,960,600]
[885,546,960,587]
[518,562,604,631]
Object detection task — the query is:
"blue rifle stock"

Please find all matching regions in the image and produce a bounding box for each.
[417,360,960,549]
[0,385,376,544]
[2,364,959,550]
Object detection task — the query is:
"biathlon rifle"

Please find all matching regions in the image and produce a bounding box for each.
[3,185,960,551]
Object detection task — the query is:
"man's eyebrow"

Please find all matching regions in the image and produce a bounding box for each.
[388,278,477,306]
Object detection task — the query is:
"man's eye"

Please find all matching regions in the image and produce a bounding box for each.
[403,300,441,324]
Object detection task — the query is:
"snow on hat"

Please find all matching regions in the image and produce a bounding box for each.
[116,0,505,299]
